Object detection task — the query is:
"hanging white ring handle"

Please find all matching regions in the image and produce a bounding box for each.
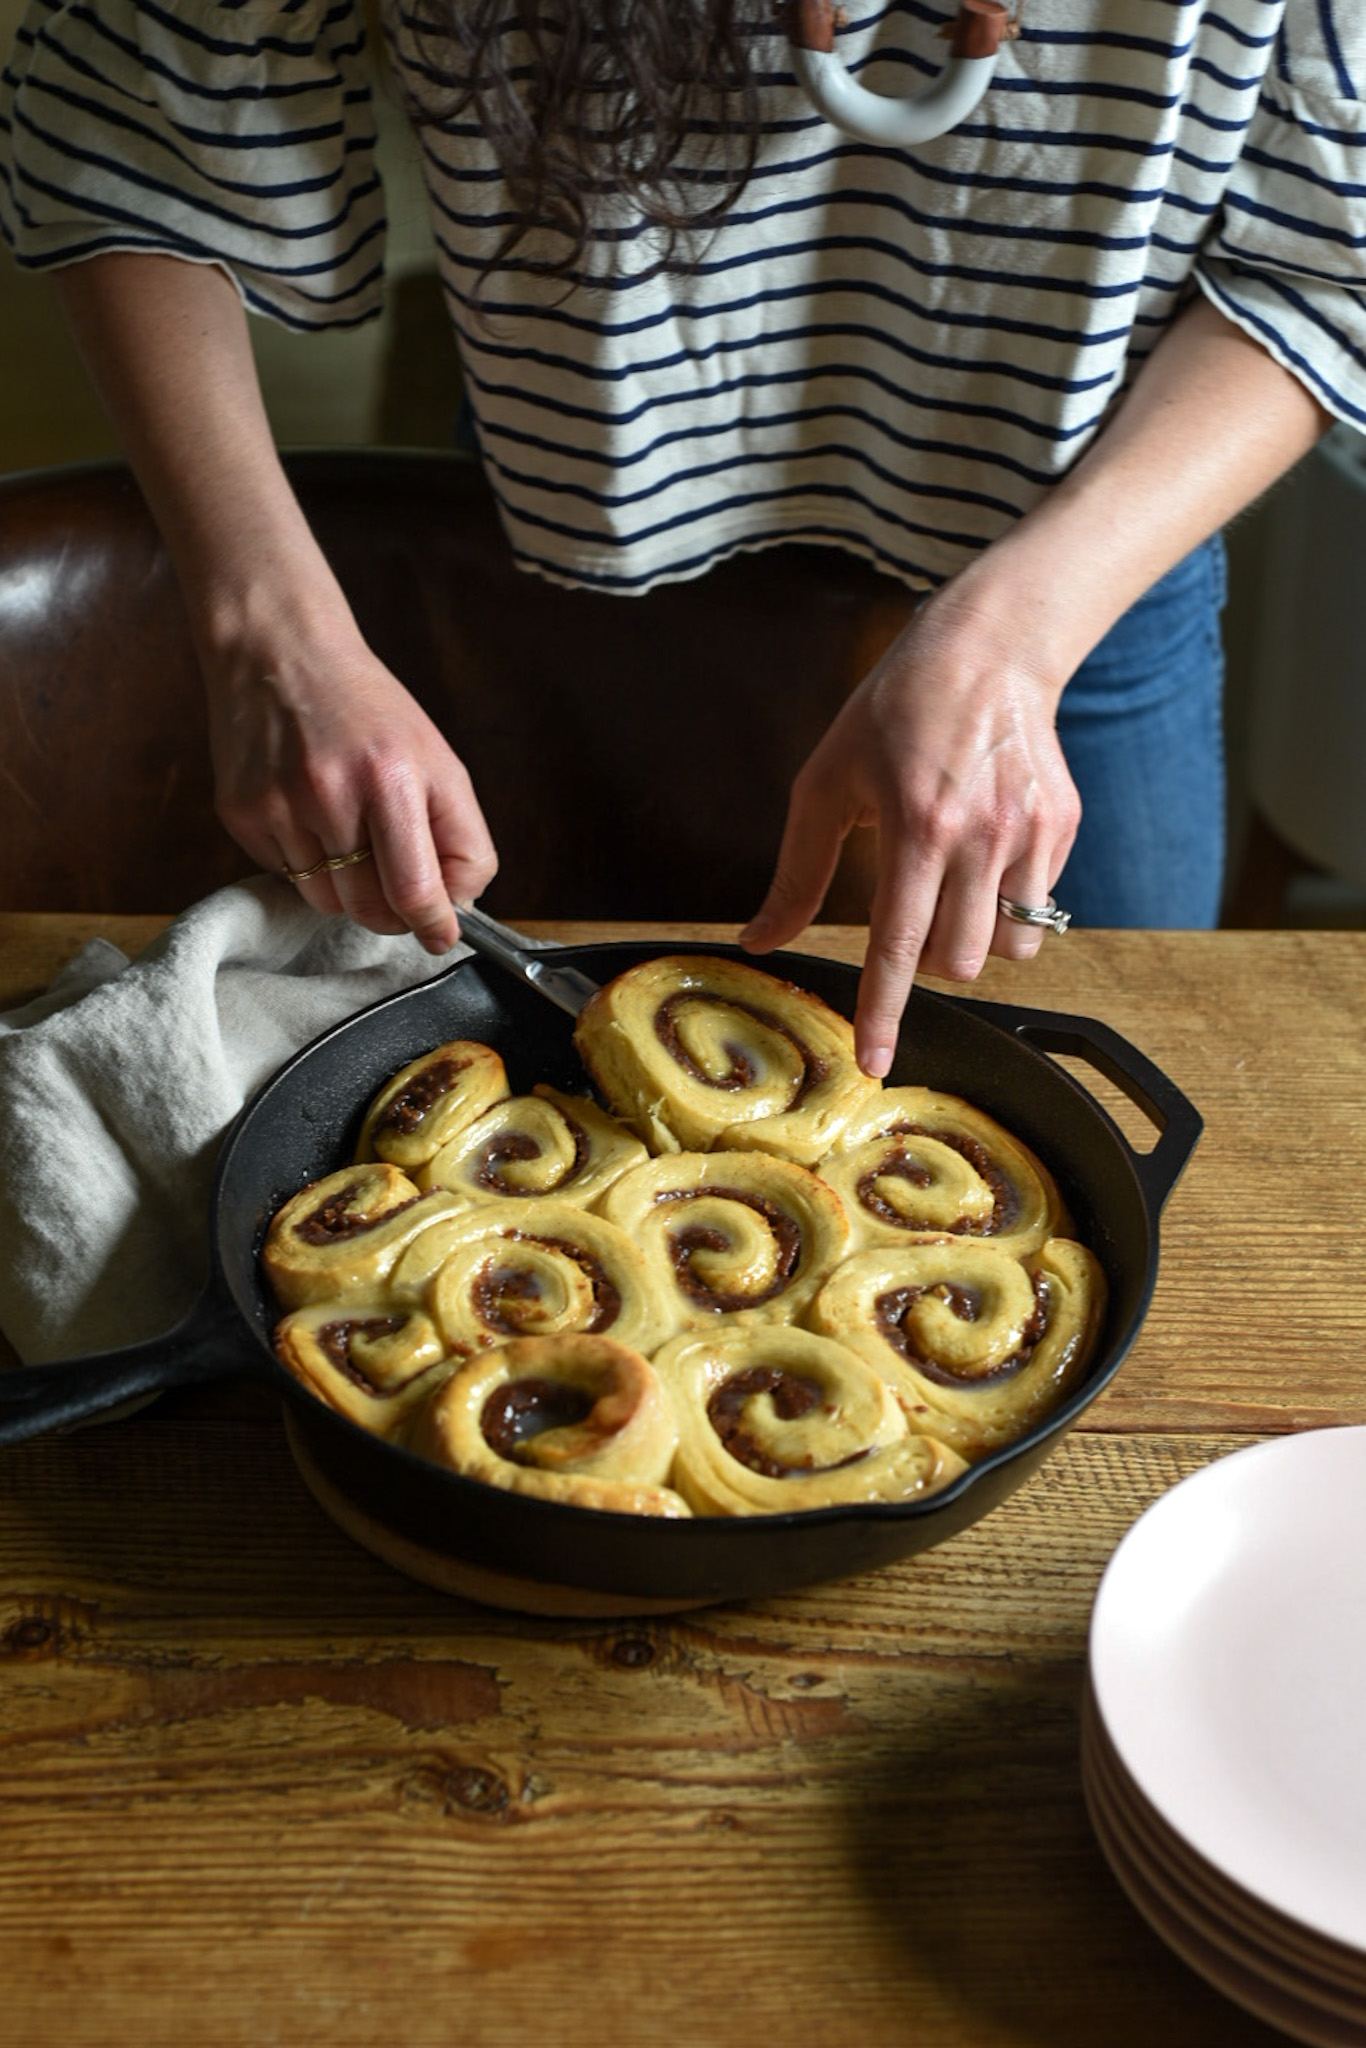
[790,0,1011,147]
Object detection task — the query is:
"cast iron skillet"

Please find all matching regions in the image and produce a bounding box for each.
[0,940,1201,1612]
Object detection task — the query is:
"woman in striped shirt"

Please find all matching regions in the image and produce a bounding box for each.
[1,0,1360,1072]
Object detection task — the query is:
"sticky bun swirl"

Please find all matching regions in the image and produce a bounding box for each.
[817,1087,1067,1257]
[809,1237,1107,1459]
[573,952,880,1164]
[415,1084,648,1207]
[406,1333,690,1515]
[355,1039,510,1172]
[652,1325,966,1513]
[600,1150,851,1327]
[262,1164,463,1309]
[274,1301,455,1436]
[386,1196,680,1357]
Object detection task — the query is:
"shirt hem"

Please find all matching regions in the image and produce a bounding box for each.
[499,504,954,598]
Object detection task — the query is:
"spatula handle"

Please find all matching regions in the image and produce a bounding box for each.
[456,905,602,1017]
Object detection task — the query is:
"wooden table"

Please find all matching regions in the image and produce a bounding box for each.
[2,913,1363,2048]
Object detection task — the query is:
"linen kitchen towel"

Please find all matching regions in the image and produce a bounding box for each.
[0,877,463,1364]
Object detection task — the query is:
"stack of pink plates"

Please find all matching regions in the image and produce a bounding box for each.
[1083,1427,1366,2046]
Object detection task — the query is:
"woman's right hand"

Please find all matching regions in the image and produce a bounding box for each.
[205,631,499,954]
[50,252,498,952]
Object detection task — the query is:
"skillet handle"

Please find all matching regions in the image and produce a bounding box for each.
[0,1281,268,1448]
[963,999,1204,1214]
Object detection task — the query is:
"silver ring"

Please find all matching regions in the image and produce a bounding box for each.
[998,894,1071,936]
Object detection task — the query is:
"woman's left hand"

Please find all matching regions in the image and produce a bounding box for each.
[740,293,1332,1078]
[740,581,1080,1078]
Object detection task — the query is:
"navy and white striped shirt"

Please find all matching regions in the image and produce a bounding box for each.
[2,0,1363,592]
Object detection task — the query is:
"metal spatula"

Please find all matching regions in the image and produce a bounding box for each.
[455,903,602,1018]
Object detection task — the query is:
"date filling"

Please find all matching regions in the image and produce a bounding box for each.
[708,1365,868,1478]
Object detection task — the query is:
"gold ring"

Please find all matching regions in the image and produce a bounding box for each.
[281,847,374,885]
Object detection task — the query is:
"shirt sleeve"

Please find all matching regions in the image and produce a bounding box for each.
[0,0,386,329]
[1195,1,1366,429]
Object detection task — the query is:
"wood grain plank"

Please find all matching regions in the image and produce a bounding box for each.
[0,911,171,1009]
[0,1424,1286,2048]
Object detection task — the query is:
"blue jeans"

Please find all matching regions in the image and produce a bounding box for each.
[1053,534,1227,929]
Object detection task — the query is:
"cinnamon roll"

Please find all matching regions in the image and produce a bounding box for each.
[652,1325,966,1514]
[355,1039,510,1172]
[809,1237,1107,1459]
[818,1087,1068,1256]
[406,1333,690,1516]
[262,1163,463,1309]
[573,953,880,1165]
[601,1151,851,1327]
[386,1196,680,1357]
[274,1301,454,1437]
[415,1084,648,1208]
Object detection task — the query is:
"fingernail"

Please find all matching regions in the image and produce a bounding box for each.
[739,919,770,949]
[861,1043,894,1080]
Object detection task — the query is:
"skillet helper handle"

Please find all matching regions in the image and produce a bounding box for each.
[0,1282,264,1448]
[967,1000,1204,1212]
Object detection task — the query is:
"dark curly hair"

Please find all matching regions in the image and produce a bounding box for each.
[399,0,774,281]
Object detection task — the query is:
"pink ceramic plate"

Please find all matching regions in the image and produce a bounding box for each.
[1089,1428,1366,1954]
[1083,1743,1366,2048]
[1082,1688,1366,2010]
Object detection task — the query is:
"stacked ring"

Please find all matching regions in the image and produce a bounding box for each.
[281,846,374,885]
[997,894,1071,936]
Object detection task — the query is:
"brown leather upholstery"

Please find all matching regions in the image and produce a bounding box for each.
[0,451,915,918]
